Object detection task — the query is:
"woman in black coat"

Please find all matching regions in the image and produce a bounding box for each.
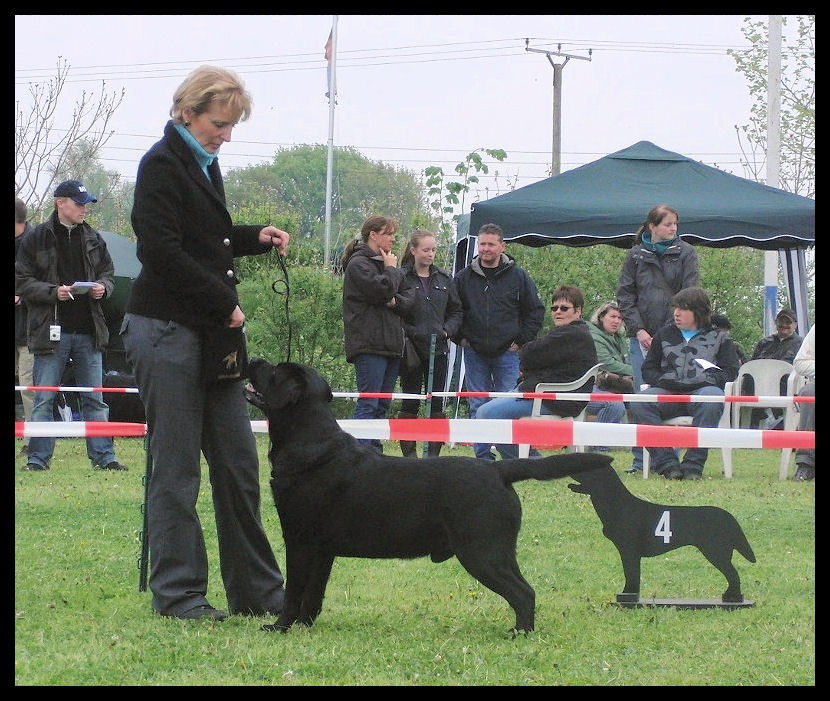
[397,229,463,457]
[121,65,289,621]
[341,215,416,453]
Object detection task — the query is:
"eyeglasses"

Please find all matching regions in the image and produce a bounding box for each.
[551,305,572,312]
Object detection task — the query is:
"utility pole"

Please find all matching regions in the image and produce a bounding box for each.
[525,40,591,176]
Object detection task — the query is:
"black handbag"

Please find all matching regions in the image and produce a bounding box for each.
[201,326,249,383]
[403,337,423,373]
[596,370,634,393]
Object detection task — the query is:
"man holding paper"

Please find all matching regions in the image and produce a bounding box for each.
[15,179,129,472]
[628,286,739,480]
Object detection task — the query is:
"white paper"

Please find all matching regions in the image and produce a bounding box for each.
[694,358,720,371]
[70,281,97,294]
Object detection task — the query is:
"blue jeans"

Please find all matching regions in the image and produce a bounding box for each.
[27,332,115,468]
[585,388,627,424]
[627,385,725,474]
[463,345,520,459]
[353,353,401,451]
[476,394,549,460]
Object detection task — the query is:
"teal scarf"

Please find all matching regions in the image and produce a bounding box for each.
[641,231,678,256]
[174,123,218,179]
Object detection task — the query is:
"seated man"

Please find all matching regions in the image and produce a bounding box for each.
[745,308,803,429]
[476,285,597,460]
[628,286,739,481]
[585,301,633,451]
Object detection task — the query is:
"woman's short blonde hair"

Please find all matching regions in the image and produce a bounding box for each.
[170,65,252,124]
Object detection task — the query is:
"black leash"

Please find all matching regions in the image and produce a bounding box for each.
[271,251,292,362]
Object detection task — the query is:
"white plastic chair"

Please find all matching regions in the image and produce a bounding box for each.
[729,359,794,429]
[517,363,603,458]
[721,359,800,480]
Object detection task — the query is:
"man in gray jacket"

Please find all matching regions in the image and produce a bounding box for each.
[15,180,129,472]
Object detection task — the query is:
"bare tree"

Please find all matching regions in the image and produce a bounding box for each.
[728,16,814,198]
[15,58,125,216]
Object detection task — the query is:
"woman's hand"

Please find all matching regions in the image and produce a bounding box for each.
[636,328,652,349]
[228,305,246,328]
[380,248,398,268]
[259,226,290,256]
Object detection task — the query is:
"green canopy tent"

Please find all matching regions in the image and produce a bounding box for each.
[99,230,140,373]
[459,141,814,329]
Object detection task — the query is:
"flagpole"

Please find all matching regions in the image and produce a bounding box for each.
[324,16,338,269]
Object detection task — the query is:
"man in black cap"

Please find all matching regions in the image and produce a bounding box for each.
[751,308,803,364]
[15,180,130,472]
[744,307,804,428]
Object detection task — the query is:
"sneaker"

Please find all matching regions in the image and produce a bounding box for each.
[21,462,49,471]
[94,461,129,471]
[793,465,815,481]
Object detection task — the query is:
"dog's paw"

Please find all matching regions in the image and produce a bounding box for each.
[509,626,532,639]
[261,620,291,633]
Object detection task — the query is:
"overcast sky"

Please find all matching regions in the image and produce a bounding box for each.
[15,14,776,213]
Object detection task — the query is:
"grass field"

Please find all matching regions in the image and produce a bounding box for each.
[14,437,814,686]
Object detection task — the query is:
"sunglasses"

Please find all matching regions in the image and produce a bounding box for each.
[551,305,572,312]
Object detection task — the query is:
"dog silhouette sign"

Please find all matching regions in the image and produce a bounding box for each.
[568,464,755,609]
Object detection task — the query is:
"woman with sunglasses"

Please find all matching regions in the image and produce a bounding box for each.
[476,285,597,460]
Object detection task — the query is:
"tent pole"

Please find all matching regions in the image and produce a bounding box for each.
[764,15,782,334]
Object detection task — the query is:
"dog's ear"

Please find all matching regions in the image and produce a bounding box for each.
[271,363,309,410]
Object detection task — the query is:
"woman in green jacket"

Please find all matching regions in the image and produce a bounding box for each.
[585,302,633,447]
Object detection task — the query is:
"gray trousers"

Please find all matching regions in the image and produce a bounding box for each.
[122,313,284,616]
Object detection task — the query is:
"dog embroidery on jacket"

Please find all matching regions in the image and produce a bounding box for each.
[568,465,755,602]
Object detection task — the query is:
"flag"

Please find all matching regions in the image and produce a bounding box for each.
[325,25,337,102]
[324,29,332,64]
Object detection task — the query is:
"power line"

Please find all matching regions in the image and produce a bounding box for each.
[15,36,753,84]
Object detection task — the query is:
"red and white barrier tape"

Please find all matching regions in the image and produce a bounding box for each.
[15,385,139,394]
[14,419,814,450]
[15,385,814,405]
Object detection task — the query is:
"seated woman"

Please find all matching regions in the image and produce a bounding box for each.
[585,301,633,449]
[476,285,597,460]
[627,286,739,480]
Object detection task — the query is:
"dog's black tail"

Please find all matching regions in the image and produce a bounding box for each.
[731,518,757,563]
[497,452,614,486]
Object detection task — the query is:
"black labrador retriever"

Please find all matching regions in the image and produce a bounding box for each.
[244,358,613,634]
[568,465,755,602]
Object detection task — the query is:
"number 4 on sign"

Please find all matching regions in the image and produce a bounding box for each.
[655,510,672,543]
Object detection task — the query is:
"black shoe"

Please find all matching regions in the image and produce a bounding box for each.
[94,461,129,471]
[793,465,815,481]
[167,605,228,621]
[682,467,703,481]
[663,465,684,480]
[21,462,48,471]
